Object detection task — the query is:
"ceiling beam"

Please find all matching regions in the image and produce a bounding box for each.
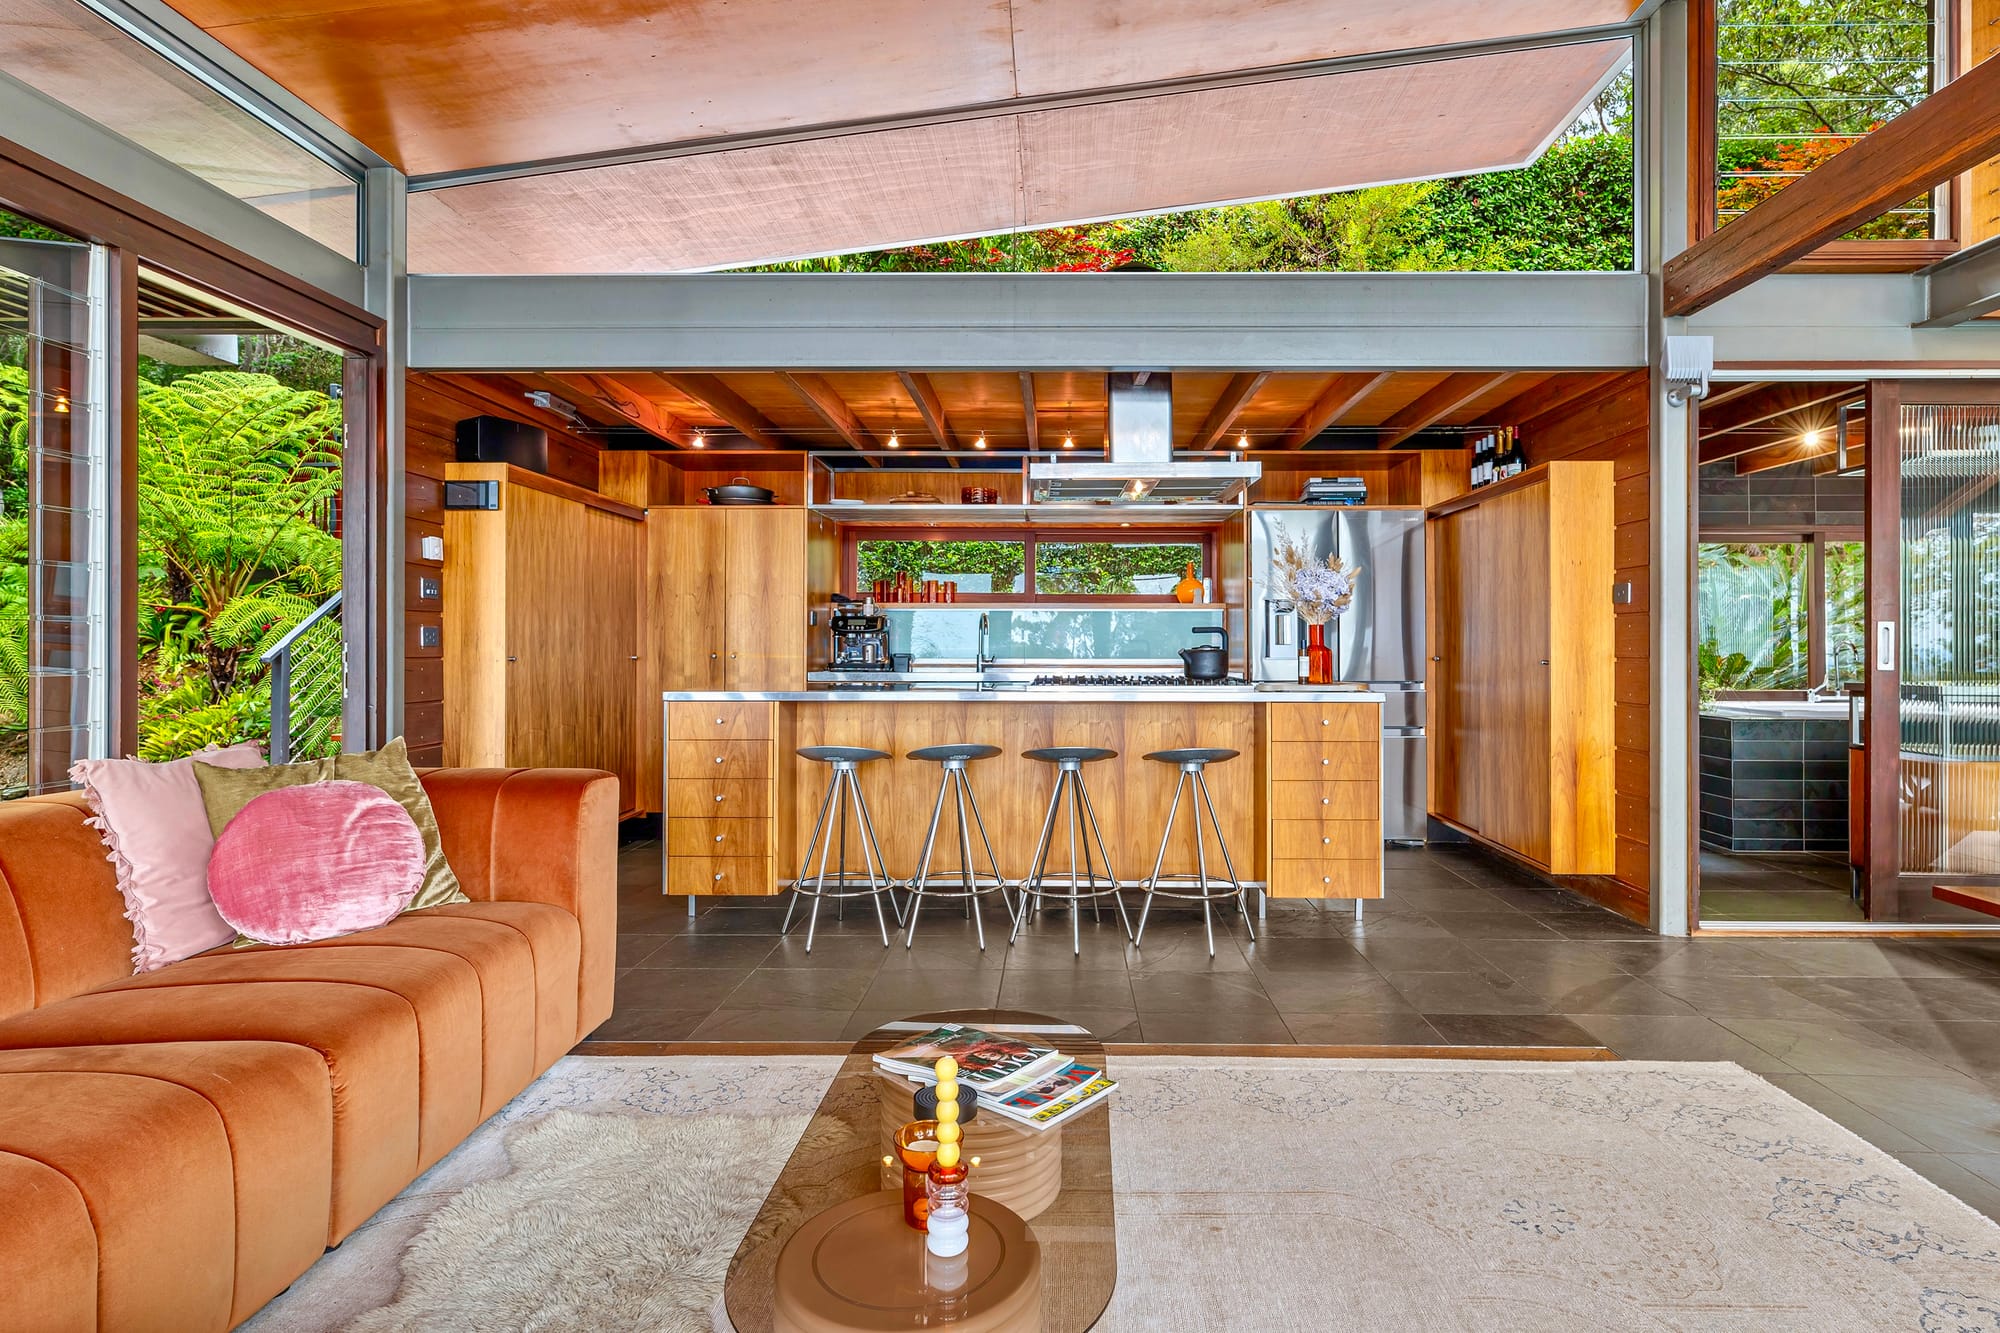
[1664,56,2000,316]
[1191,372,1271,450]
[545,373,695,447]
[1377,373,1514,449]
[654,373,789,449]
[896,371,961,468]
[1697,382,1861,443]
[1489,370,1619,426]
[1282,372,1394,450]
[1019,373,1040,452]
[777,372,883,466]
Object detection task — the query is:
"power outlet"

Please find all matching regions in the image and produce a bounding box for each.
[420,535,444,561]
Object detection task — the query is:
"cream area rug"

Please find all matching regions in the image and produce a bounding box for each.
[245,1057,2000,1332]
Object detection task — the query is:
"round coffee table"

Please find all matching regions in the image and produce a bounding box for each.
[771,1192,1042,1333]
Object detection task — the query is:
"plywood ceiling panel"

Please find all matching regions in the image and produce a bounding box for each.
[162,0,1642,176]
[407,40,1629,274]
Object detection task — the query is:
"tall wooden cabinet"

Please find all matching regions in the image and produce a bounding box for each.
[442,463,642,810]
[637,506,828,811]
[1427,462,1616,874]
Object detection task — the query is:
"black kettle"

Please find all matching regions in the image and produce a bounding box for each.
[1178,625,1230,681]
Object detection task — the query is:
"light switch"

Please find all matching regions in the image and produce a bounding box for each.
[418,624,441,649]
[417,576,440,601]
[1611,581,1633,605]
[420,535,444,561]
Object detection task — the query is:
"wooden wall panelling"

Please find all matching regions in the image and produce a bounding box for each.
[834,470,1025,504]
[442,464,642,809]
[1545,463,1617,877]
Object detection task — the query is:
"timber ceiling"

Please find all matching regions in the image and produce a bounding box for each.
[86,0,1642,272]
[459,368,1635,454]
[1695,381,1868,476]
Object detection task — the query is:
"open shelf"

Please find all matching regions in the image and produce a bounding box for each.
[811,502,1243,527]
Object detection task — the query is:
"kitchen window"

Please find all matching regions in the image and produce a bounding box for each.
[851,532,1209,602]
[1698,533,1865,697]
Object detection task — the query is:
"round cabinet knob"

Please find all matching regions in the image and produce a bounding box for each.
[1321,837,1331,845]
[1320,797,1330,806]
[714,717,725,725]
[1320,758,1330,766]
[1321,876,1331,885]
[713,872,724,882]
[713,794,725,803]
[1320,717,1329,726]
[710,652,719,659]
[713,756,725,765]
[730,652,738,659]
[713,834,724,843]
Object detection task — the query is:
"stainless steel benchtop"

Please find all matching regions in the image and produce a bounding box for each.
[664,687,1385,704]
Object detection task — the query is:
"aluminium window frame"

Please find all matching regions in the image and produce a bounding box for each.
[1699,524,1866,697]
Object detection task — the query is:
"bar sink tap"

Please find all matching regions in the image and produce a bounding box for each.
[977,612,994,687]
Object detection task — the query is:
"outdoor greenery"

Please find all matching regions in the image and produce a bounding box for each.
[856,538,1200,596]
[1698,541,1811,697]
[1715,0,1933,236]
[0,363,343,767]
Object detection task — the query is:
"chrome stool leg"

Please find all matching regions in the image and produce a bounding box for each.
[1133,748,1247,958]
[1014,753,1130,954]
[782,749,897,951]
[903,746,1010,950]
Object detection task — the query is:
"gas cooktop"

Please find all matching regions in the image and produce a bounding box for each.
[1029,673,1251,687]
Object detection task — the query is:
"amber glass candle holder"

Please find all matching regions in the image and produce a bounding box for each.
[893,1120,941,1231]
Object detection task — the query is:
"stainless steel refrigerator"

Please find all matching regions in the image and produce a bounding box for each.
[1249,508,1427,844]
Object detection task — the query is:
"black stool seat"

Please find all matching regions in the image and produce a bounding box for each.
[908,743,1002,763]
[1143,747,1240,765]
[1023,746,1118,765]
[797,745,890,764]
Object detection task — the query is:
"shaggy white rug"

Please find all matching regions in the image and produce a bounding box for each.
[246,1056,2000,1332]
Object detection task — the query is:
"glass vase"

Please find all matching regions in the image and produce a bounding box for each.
[1305,622,1334,685]
[893,1120,941,1231]
[925,1160,970,1257]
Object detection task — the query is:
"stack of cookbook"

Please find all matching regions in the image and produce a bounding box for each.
[872,1022,1117,1130]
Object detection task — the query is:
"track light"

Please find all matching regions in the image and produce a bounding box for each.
[692,432,706,449]
[973,433,987,450]
[1062,434,1075,449]
[887,432,900,449]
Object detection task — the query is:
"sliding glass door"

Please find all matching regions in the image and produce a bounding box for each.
[1867,383,2000,919]
[0,233,110,796]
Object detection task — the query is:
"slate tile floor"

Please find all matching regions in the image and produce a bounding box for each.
[599,827,2000,1218]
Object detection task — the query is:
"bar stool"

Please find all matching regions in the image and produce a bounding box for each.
[904,743,1012,950]
[783,746,899,951]
[1013,747,1133,955]
[1134,748,1257,957]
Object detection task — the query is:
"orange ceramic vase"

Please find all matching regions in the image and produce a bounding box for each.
[1173,561,1203,604]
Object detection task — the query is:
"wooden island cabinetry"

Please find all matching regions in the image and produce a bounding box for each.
[661,691,1383,906]
[1427,461,1616,875]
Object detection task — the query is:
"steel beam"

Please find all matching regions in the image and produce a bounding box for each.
[1920,236,2000,327]
[1692,273,2000,367]
[359,166,406,750]
[0,70,366,310]
[408,272,1649,372]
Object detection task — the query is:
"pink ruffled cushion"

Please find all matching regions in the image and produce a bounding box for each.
[207,781,427,946]
[70,742,267,973]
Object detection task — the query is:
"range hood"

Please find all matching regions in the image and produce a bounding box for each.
[1030,372,1260,503]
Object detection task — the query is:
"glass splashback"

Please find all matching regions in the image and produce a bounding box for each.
[884,608,1222,662]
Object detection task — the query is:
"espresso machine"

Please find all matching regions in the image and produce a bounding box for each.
[828,600,892,671]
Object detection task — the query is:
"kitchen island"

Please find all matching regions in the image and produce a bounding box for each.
[661,687,1384,911]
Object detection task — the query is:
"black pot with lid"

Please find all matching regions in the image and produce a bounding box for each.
[1178,625,1230,680]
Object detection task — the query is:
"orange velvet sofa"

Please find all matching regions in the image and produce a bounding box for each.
[0,767,618,1332]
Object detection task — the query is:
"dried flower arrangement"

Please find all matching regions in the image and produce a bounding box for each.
[1270,535,1359,625]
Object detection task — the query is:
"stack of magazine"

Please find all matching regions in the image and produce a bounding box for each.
[872,1022,1117,1130]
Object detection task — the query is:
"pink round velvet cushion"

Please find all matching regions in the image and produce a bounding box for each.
[207,780,426,945]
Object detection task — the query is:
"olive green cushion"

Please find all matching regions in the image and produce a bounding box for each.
[193,738,468,911]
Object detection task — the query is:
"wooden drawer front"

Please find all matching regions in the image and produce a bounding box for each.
[667,778,771,819]
[668,739,772,780]
[1270,781,1379,821]
[668,817,771,860]
[1271,819,1381,861]
[1269,742,1377,783]
[667,702,774,740]
[1269,858,1382,900]
[667,855,772,896]
[1269,704,1377,744]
